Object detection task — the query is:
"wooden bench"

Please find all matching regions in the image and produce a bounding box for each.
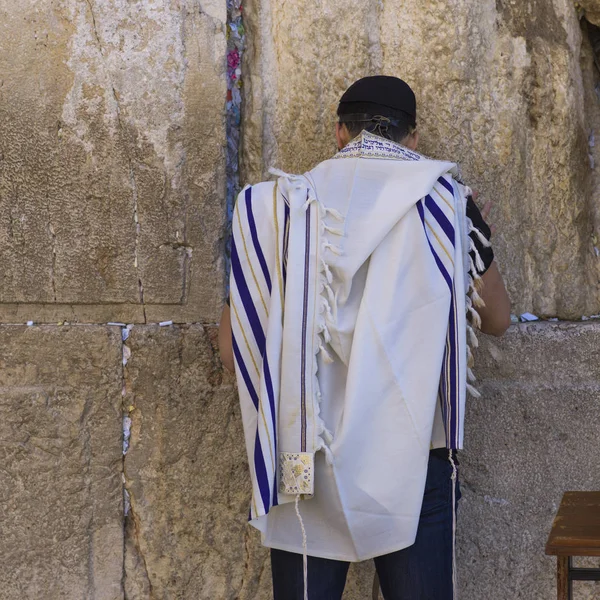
[545,491,600,600]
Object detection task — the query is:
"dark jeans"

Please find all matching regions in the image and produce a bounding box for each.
[271,450,461,600]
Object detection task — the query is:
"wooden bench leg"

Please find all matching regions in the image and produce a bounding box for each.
[558,556,572,600]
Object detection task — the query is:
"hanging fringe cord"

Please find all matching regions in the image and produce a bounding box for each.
[295,495,309,600]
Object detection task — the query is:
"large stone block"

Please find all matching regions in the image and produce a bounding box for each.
[123,325,272,599]
[0,0,228,323]
[579,0,600,26]
[241,0,600,319]
[458,322,600,599]
[0,325,124,599]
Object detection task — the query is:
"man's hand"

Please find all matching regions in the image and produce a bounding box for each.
[472,190,496,237]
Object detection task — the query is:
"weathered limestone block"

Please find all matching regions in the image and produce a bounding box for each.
[579,0,600,26]
[242,0,600,318]
[0,325,123,599]
[0,0,228,323]
[458,322,600,599]
[123,325,272,599]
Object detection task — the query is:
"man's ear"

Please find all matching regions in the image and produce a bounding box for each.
[407,129,419,150]
[335,122,345,150]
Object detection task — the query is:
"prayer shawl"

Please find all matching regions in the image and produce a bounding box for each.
[230,131,486,561]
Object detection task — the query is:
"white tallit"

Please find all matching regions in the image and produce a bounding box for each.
[230,132,483,561]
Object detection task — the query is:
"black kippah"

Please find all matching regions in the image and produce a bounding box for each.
[337,76,416,124]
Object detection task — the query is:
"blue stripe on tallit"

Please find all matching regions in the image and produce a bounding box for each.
[300,203,311,452]
[416,201,452,291]
[446,286,459,448]
[417,197,460,450]
[231,237,266,354]
[245,187,273,293]
[283,198,290,288]
[262,355,278,506]
[233,334,259,410]
[437,175,454,196]
[425,195,455,246]
[233,334,271,511]
[253,430,271,512]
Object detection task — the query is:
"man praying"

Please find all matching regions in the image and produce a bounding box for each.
[219,75,511,600]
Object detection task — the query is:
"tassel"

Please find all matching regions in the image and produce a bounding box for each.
[467,348,475,369]
[469,237,486,271]
[321,261,333,284]
[268,167,300,180]
[302,196,316,212]
[319,344,334,363]
[467,383,481,398]
[468,306,482,329]
[324,224,344,236]
[294,495,309,600]
[467,367,476,382]
[321,444,335,466]
[467,325,479,348]
[473,274,484,293]
[473,248,485,273]
[321,428,334,445]
[315,377,322,400]
[324,283,336,305]
[469,221,492,248]
[323,242,342,256]
[470,286,485,308]
[469,255,477,277]
[449,451,458,600]
[320,323,332,344]
[323,206,344,221]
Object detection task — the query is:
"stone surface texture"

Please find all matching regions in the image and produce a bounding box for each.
[0,0,227,324]
[0,325,124,600]
[3,1,600,599]
[580,0,600,26]
[242,0,600,319]
[122,325,272,599]
[121,323,375,600]
[459,322,600,600]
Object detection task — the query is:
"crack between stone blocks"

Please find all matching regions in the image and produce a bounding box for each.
[225,0,245,295]
[107,82,147,321]
[127,160,147,323]
[85,0,104,57]
[239,526,252,595]
[125,494,156,600]
[45,176,57,303]
[120,328,128,599]
[80,412,96,598]
[120,328,155,599]
[108,84,147,321]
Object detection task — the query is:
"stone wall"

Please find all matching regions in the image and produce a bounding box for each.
[242,0,600,319]
[2,0,600,599]
[0,0,227,324]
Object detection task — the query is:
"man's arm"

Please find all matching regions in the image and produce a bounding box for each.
[219,304,235,372]
[476,261,511,337]
[466,195,510,337]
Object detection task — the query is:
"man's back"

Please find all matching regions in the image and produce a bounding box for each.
[220,76,510,600]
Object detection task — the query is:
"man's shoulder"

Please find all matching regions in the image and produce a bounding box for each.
[240,180,277,196]
[236,180,277,209]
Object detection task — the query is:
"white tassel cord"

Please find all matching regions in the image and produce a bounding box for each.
[464,219,492,397]
[448,450,458,600]
[295,494,309,600]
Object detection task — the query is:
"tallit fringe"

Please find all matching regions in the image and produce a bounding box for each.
[312,189,342,464]
[465,216,489,397]
[271,169,341,468]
